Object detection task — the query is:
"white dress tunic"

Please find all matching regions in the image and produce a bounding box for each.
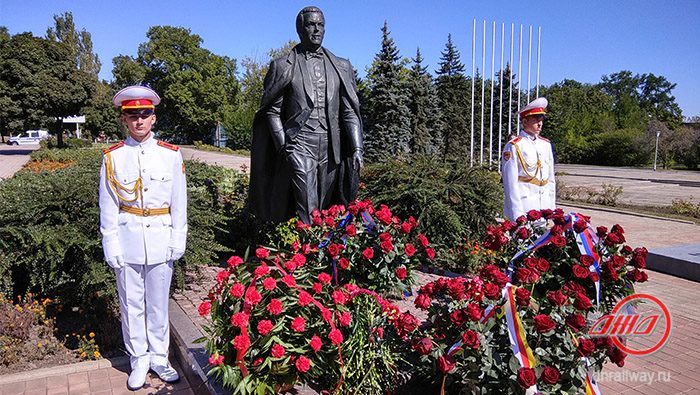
[98,135,187,368]
[501,130,556,221]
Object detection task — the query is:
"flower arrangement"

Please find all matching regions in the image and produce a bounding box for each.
[409,208,649,394]
[198,200,426,394]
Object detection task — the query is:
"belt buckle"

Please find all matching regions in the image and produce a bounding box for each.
[143,208,150,217]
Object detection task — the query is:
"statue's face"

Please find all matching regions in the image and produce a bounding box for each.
[299,11,325,49]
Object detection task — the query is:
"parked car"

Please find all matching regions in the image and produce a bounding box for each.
[7,130,49,145]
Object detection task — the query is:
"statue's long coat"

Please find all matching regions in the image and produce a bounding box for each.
[249,45,362,223]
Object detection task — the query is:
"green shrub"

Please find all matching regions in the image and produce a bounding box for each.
[40,136,93,149]
[0,147,244,303]
[360,156,503,272]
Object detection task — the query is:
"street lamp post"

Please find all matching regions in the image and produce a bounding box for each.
[653,130,661,171]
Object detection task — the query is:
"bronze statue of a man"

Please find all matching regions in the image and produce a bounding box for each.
[250,6,364,224]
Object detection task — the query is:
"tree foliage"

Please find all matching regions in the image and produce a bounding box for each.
[407,48,442,155]
[113,26,239,143]
[435,34,470,162]
[46,11,101,77]
[362,21,412,161]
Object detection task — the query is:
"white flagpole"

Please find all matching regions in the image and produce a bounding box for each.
[536,26,542,97]
[527,25,532,103]
[517,24,523,133]
[498,22,505,170]
[480,20,486,165]
[489,21,495,166]
[508,23,514,138]
[471,19,476,167]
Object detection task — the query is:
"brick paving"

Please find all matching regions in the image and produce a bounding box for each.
[2,147,699,394]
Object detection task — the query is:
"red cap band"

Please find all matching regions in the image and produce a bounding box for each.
[121,99,154,109]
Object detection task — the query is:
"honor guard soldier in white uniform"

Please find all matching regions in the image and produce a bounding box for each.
[99,85,187,390]
[501,97,556,221]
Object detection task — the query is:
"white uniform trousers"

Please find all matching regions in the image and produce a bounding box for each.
[115,261,173,368]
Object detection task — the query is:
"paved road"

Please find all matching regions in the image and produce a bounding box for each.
[0,143,38,180]
[557,163,700,208]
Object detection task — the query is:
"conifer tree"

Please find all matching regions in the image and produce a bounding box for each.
[363,21,411,161]
[408,48,442,155]
[435,34,470,161]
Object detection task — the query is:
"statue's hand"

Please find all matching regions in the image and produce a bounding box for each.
[352,150,364,171]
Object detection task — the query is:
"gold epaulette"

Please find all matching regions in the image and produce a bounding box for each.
[103,141,124,154]
[157,140,180,151]
[538,136,550,142]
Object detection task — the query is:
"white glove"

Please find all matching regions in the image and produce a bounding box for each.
[167,247,185,262]
[106,255,124,269]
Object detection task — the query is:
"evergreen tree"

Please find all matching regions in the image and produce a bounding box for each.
[435,34,470,162]
[407,47,442,155]
[362,21,411,161]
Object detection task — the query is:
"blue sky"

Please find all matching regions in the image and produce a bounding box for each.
[2,1,699,117]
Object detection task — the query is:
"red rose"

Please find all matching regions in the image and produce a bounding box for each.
[413,337,432,355]
[328,328,344,345]
[573,293,593,310]
[515,227,530,239]
[295,355,311,373]
[415,294,431,309]
[292,253,307,266]
[291,317,306,332]
[426,248,436,260]
[605,233,622,246]
[573,219,588,233]
[436,355,456,374]
[515,287,531,307]
[461,330,480,349]
[611,224,625,234]
[417,233,429,248]
[284,260,297,272]
[216,270,230,284]
[535,258,550,272]
[632,254,646,269]
[298,290,313,307]
[327,243,342,257]
[450,309,468,326]
[395,313,419,337]
[291,240,301,251]
[312,282,323,294]
[546,290,568,306]
[551,235,567,248]
[566,313,587,331]
[380,240,394,253]
[627,269,648,283]
[257,320,273,335]
[523,257,537,269]
[310,336,322,352]
[379,232,392,241]
[404,243,417,257]
[589,272,600,282]
[324,216,335,227]
[466,303,482,321]
[612,255,626,268]
[516,215,527,225]
[596,226,608,238]
[533,314,556,333]
[634,246,648,257]
[550,224,563,236]
[271,343,285,358]
[255,247,269,259]
[332,290,348,305]
[572,264,590,279]
[563,281,586,295]
[318,272,332,284]
[526,210,542,221]
[267,299,283,316]
[603,262,620,281]
[541,366,560,384]
[516,268,535,284]
[401,222,412,234]
[483,282,501,299]
[395,267,407,280]
[244,287,262,305]
[262,277,277,291]
[233,334,250,351]
[254,264,270,277]
[226,255,244,268]
[230,312,249,328]
[362,247,375,260]
[282,275,297,288]
[578,338,596,357]
[338,257,350,270]
[607,346,627,367]
[517,367,537,388]
[339,311,352,327]
[579,255,595,267]
[198,301,211,316]
[541,208,554,219]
